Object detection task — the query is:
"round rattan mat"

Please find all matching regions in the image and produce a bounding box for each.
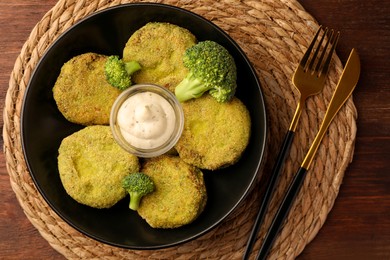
[3,0,357,259]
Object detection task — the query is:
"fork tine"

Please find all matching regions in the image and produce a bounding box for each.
[314,29,334,72]
[317,30,340,77]
[299,26,323,68]
[307,27,329,71]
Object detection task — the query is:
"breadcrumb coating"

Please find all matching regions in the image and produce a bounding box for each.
[137,155,207,228]
[58,126,139,208]
[175,94,251,170]
[53,52,122,125]
[123,22,197,92]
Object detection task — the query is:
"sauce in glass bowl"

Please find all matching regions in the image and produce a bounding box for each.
[110,84,184,158]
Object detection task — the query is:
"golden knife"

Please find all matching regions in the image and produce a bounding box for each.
[256,49,361,260]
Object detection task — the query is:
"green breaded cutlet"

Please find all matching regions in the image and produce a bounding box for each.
[53,52,122,125]
[58,125,140,208]
[175,94,251,170]
[123,22,197,92]
[137,155,207,228]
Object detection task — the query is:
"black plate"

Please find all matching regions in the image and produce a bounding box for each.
[21,3,267,249]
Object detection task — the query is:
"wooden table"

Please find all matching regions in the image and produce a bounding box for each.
[1,1,389,259]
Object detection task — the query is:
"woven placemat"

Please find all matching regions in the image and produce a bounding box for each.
[3,0,357,259]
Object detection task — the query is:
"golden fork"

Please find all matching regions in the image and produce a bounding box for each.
[243,26,340,259]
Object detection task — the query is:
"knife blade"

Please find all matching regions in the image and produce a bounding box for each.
[301,48,360,169]
[255,48,361,260]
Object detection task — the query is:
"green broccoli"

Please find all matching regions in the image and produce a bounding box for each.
[122,172,155,210]
[104,55,141,90]
[174,40,237,103]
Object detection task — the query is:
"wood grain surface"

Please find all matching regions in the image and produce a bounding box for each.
[1,0,389,259]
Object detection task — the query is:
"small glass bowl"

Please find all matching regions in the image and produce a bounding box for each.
[110,83,184,158]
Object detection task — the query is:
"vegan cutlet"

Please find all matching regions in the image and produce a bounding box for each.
[137,155,207,228]
[123,22,197,92]
[58,126,140,208]
[53,52,122,125]
[175,94,251,170]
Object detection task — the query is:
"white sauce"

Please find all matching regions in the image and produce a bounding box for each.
[117,92,176,149]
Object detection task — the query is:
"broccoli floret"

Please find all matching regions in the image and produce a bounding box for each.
[174,40,237,103]
[105,55,141,90]
[122,172,155,210]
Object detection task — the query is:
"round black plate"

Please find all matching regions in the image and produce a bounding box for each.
[21,3,267,249]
